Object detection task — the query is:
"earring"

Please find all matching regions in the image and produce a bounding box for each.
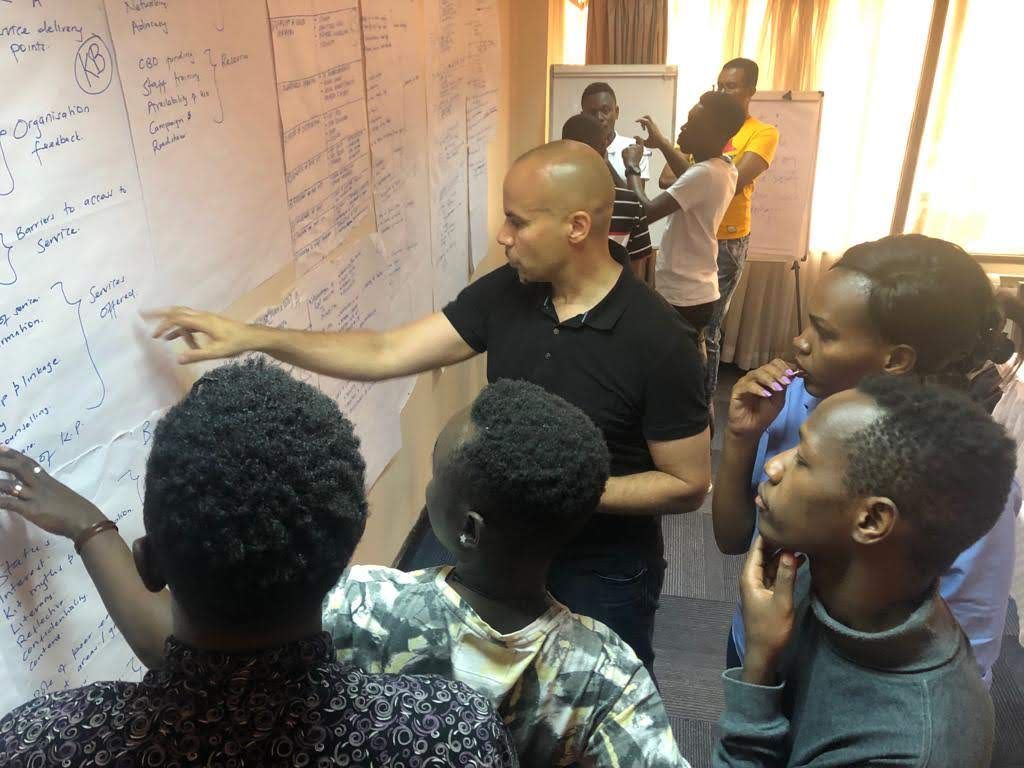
[459,533,472,547]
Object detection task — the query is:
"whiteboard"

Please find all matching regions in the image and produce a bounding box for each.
[747,91,823,263]
[549,65,678,247]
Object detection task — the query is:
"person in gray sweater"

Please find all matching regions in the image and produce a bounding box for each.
[715,374,1016,767]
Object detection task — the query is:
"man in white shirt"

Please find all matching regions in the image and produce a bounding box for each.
[581,81,652,185]
[623,92,746,344]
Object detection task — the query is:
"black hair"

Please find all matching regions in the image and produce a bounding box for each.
[582,81,617,103]
[845,375,1015,575]
[698,90,748,144]
[832,235,1017,389]
[561,113,607,155]
[446,379,609,547]
[143,360,368,630]
[722,58,759,88]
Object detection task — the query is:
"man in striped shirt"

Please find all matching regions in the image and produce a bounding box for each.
[562,114,652,274]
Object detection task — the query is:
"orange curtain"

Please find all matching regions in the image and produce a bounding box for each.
[757,0,830,90]
[665,0,933,369]
[586,0,668,64]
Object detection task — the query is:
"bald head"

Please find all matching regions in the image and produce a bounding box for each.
[497,140,619,282]
[508,140,614,236]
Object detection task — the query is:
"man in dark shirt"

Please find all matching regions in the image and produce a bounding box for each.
[145,140,711,671]
[0,363,517,767]
[561,113,652,269]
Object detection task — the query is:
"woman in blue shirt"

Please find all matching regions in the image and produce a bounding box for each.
[713,233,1022,686]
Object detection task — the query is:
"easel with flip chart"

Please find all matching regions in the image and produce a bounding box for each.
[746,91,824,329]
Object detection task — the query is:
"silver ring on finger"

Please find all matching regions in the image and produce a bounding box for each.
[12,483,23,497]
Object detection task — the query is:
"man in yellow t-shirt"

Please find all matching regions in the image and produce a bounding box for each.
[659,58,779,402]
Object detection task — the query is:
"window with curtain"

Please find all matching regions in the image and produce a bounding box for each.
[666,0,934,254]
[560,1,1021,365]
[561,1,588,65]
[906,0,1023,255]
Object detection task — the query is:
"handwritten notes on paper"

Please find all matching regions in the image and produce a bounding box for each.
[299,236,403,486]
[269,0,372,271]
[361,0,433,322]
[0,413,161,715]
[0,0,174,472]
[748,97,822,262]
[425,0,470,307]
[103,0,293,308]
[465,0,500,268]
[246,290,321,392]
[0,0,503,713]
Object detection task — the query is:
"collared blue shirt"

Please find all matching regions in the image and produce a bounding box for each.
[730,377,1020,687]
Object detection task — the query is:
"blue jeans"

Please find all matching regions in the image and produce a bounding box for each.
[705,235,750,401]
[547,551,667,681]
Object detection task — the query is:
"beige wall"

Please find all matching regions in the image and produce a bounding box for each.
[215,0,553,566]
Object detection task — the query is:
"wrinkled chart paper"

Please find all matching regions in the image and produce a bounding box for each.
[245,289,321,393]
[466,0,500,268]
[269,0,373,271]
[425,0,470,308]
[103,0,293,309]
[0,0,175,474]
[298,236,403,487]
[0,413,162,715]
[361,0,433,325]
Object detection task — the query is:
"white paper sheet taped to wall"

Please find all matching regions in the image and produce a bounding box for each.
[269,0,373,272]
[0,412,162,715]
[102,0,294,308]
[0,0,175,474]
[299,235,404,487]
[0,0,502,718]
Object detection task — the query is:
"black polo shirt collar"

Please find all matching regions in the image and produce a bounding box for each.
[538,266,635,330]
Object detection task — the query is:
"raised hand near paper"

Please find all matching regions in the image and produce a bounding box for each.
[739,535,803,684]
[727,358,799,440]
[0,446,107,539]
[633,114,670,151]
[145,306,254,364]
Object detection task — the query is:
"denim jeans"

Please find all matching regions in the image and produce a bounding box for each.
[705,235,750,401]
[547,550,667,681]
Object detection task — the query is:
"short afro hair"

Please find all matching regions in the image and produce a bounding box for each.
[582,81,617,103]
[722,58,759,88]
[844,375,1016,575]
[562,113,607,155]
[143,360,368,629]
[446,379,609,547]
[698,90,747,144]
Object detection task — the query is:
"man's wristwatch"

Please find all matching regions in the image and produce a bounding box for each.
[624,164,642,177]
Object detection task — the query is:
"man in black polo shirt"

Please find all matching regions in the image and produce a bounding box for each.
[146,140,711,671]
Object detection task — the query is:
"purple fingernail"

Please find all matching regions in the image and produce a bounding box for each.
[761,388,772,397]
[780,377,791,385]
[771,382,783,392]
[785,369,794,375]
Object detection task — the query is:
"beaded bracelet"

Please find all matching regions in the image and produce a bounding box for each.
[74,520,119,554]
